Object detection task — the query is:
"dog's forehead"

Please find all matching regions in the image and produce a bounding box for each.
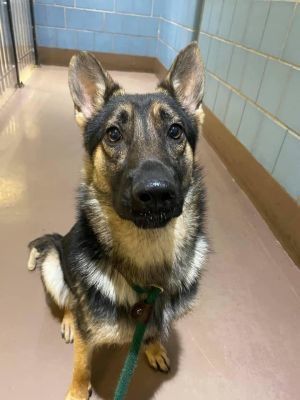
[109,92,181,123]
[85,90,198,155]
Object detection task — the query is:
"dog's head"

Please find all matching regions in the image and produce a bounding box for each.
[69,42,205,229]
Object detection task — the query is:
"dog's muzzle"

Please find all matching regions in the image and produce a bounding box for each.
[129,160,183,229]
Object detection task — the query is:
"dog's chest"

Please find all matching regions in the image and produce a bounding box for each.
[73,232,208,344]
[82,278,164,345]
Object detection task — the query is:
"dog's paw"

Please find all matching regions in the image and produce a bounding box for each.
[65,386,92,400]
[65,393,88,400]
[144,341,170,373]
[61,311,74,344]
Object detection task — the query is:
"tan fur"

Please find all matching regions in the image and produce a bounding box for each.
[61,309,75,344]
[30,45,207,399]
[92,146,111,193]
[150,101,178,122]
[102,203,177,269]
[81,155,94,185]
[182,142,194,188]
[75,110,87,129]
[150,101,161,119]
[196,104,205,125]
[82,181,204,281]
[65,325,92,400]
[106,103,132,127]
[144,339,170,372]
[89,320,135,347]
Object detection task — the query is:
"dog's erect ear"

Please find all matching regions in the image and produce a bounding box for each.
[158,42,205,115]
[68,52,121,127]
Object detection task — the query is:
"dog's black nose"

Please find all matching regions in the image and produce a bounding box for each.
[132,180,176,212]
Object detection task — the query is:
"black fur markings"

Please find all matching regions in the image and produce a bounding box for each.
[84,92,199,156]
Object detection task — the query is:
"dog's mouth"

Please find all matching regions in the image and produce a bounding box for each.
[114,187,184,229]
[130,207,182,229]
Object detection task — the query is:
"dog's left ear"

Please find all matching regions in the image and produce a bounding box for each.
[68,52,121,127]
[158,42,205,115]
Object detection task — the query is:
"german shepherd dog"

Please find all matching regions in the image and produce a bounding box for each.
[27,42,208,400]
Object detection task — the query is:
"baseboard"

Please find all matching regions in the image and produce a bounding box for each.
[203,106,300,267]
[38,47,163,75]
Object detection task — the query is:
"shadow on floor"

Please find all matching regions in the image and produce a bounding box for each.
[44,289,181,399]
[91,330,181,400]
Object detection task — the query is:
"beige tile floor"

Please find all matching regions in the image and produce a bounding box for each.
[0,66,299,400]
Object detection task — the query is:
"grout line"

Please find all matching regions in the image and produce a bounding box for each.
[159,17,195,32]
[157,16,161,40]
[63,7,66,29]
[227,0,238,42]
[210,0,224,37]
[257,1,272,51]
[237,98,265,153]
[235,94,247,138]
[37,25,157,41]
[201,31,300,71]
[48,6,197,31]
[216,0,225,37]
[271,131,288,175]
[239,1,253,46]
[57,6,158,19]
[273,66,292,118]
[210,78,219,112]
[224,43,234,82]
[205,0,214,37]
[280,3,297,60]
[223,83,231,123]
[158,37,178,55]
[207,70,299,138]
[102,11,106,35]
[255,54,268,103]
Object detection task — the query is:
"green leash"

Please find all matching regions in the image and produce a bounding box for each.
[113,285,162,400]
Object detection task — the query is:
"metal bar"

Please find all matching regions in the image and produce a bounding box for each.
[6,0,23,87]
[29,0,39,65]
[0,5,11,80]
[0,65,16,82]
[18,48,33,62]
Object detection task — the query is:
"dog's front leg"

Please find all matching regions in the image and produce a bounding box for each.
[65,327,92,400]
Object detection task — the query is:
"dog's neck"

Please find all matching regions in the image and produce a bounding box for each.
[80,182,181,269]
[79,171,205,288]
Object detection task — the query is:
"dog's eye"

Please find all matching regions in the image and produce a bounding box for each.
[106,127,122,143]
[168,124,183,140]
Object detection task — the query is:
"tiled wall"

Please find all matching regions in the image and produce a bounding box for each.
[34,0,158,57]
[154,0,203,68]
[34,1,299,201]
[34,0,203,68]
[199,0,300,203]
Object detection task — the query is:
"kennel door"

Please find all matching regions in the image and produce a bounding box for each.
[10,0,35,82]
[0,0,17,108]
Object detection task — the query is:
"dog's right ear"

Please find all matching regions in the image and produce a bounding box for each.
[68,52,121,128]
[158,42,205,116]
